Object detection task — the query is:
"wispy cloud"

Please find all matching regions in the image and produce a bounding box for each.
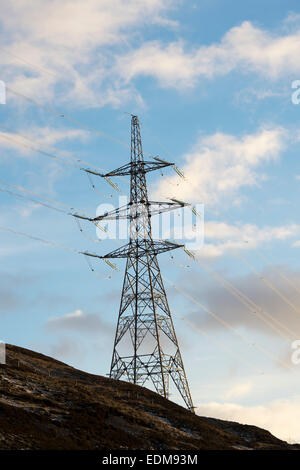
[117,20,300,89]
[1,0,177,106]
[197,221,300,258]
[153,127,286,205]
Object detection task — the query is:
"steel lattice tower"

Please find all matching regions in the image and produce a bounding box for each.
[95,115,194,411]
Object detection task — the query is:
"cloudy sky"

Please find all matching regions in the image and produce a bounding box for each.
[1,0,300,443]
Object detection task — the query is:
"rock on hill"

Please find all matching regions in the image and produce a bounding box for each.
[0,344,298,450]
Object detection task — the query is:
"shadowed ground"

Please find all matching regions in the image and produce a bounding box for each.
[0,344,298,450]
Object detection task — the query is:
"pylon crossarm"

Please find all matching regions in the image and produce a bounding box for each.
[103,160,174,177]
[93,203,129,221]
[93,200,189,222]
[101,240,184,259]
[147,200,190,215]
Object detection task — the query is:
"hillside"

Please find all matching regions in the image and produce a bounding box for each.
[0,344,298,450]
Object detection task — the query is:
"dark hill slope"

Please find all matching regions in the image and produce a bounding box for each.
[0,344,298,450]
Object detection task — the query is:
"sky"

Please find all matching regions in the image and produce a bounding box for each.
[0,0,300,443]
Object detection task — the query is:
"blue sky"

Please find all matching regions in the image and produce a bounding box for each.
[1,0,300,442]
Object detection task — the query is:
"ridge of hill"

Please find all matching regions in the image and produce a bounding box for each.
[0,344,298,450]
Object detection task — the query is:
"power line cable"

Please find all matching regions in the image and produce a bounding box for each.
[163,274,293,371]
[188,254,297,341]
[144,121,300,301]
[7,86,130,149]
[0,225,116,279]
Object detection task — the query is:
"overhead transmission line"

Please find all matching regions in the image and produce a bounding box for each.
[4,53,294,376]
[0,174,290,373]
[207,205,300,307]
[153,161,300,337]
[6,86,130,149]
[172,310,265,376]
[163,275,293,371]
[0,180,294,373]
[173,310,299,392]
[190,256,297,341]
[153,171,300,340]
[143,121,300,302]
[233,250,300,319]
[190,203,300,324]
[0,46,60,79]
[4,154,295,352]
[0,220,283,377]
[0,224,118,279]
[0,188,294,376]
[5,78,298,305]
[3,130,295,350]
[0,130,122,194]
[1,90,296,371]
[0,180,109,247]
[0,219,292,372]
[1,47,134,156]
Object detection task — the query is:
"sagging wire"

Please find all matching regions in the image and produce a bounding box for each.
[0,125,106,173]
[182,207,300,337]
[0,225,81,254]
[83,254,112,280]
[181,246,297,341]
[0,225,118,279]
[0,132,79,169]
[75,218,102,243]
[0,125,128,193]
[0,180,108,234]
[86,173,113,199]
[207,206,300,315]
[170,255,191,269]
[248,243,300,297]
[0,178,76,212]
[176,309,300,385]
[0,184,68,216]
[153,156,186,180]
[0,130,122,196]
[234,250,300,320]
[171,310,264,376]
[159,163,300,332]
[0,46,59,80]
[162,274,293,371]
[6,86,130,149]
[173,309,300,388]
[147,124,300,309]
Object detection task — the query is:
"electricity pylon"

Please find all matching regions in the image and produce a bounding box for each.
[95,115,194,411]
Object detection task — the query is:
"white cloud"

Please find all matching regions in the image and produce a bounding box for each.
[197,221,300,258]
[196,397,300,443]
[153,127,285,205]
[0,0,177,106]
[3,6,300,106]
[117,20,300,88]
[0,126,89,158]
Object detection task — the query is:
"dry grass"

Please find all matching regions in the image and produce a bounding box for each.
[0,344,298,450]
